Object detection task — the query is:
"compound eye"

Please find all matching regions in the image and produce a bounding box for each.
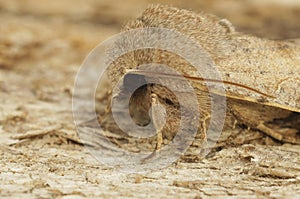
[123,73,147,92]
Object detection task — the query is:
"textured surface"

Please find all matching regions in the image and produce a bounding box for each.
[0,0,300,198]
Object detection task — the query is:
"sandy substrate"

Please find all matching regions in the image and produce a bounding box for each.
[0,0,299,198]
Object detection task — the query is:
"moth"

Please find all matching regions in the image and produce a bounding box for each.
[97,5,300,157]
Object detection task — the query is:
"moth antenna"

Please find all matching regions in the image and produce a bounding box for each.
[126,69,275,98]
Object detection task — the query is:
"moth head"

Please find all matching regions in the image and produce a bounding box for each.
[123,73,152,127]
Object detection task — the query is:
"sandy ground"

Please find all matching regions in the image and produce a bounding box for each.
[0,0,300,198]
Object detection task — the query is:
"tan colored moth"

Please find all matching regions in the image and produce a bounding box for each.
[99,4,300,156]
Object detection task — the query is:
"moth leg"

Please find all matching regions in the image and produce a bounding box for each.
[141,94,166,163]
[150,93,166,151]
[156,129,163,150]
[257,122,300,145]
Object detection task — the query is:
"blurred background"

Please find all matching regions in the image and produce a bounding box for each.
[0,0,299,70]
[1,0,300,38]
[0,0,299,63]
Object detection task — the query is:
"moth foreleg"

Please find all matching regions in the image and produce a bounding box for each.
[150,93,166,151]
